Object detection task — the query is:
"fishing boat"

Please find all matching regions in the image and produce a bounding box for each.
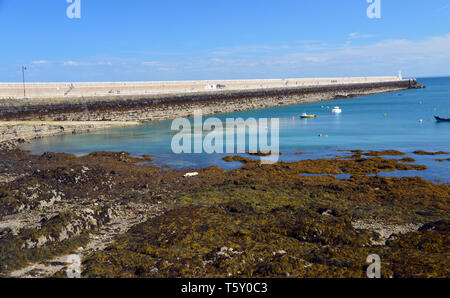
[435,116,450,122]
[300,113,316,119]
[331,106,342,114]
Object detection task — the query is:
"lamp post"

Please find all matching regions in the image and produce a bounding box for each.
[22,66,27,98]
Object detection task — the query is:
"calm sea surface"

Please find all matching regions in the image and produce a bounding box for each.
[22,77,450,183]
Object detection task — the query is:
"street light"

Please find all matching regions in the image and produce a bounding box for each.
[22,66,27,98]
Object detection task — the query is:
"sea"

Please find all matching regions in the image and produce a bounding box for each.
[22,77,450,183]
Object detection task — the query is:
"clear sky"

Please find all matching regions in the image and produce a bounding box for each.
[1,0,449,82]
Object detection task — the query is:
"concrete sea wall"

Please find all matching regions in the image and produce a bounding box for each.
[0,79,420,122]
[0,76,401,99]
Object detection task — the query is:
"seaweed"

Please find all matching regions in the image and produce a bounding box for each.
[1,148,448,278]
[413,150,450,156]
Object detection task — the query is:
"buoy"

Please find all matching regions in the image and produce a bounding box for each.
[419,119,423,124]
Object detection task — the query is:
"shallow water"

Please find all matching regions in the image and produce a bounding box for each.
[23,77,450,182]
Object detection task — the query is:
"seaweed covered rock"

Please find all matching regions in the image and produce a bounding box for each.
[0,148,448,277]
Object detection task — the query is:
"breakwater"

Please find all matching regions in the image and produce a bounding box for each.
[0,79,424,147]
[0,76,403,99]
[0,79,422,122]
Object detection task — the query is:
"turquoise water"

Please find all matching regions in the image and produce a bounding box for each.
[22,77,450,182]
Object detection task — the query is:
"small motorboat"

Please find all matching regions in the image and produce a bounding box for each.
[300,113,316,119]
[435,116,450,122]
[331,106,342,114]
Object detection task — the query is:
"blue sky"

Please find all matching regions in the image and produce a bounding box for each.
[1,0,449,82]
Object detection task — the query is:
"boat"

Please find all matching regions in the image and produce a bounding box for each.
[435,116,450,122]
[300,113,316,119]
[331,106,342,114]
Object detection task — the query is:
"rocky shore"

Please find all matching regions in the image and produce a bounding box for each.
[0,148,447,278]
[0,121,140,151]
[1,79,446,279]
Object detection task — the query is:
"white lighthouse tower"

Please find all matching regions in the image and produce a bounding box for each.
[398,71,403,80]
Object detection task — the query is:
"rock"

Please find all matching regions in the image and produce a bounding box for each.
[321,209,333,216]
[273,250,287,256]
[184,172,199,178]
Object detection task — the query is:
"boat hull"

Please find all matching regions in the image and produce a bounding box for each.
[331,107,342,114]
[435,116,450,122]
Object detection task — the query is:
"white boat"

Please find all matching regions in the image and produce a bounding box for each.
[331,106,342,114]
